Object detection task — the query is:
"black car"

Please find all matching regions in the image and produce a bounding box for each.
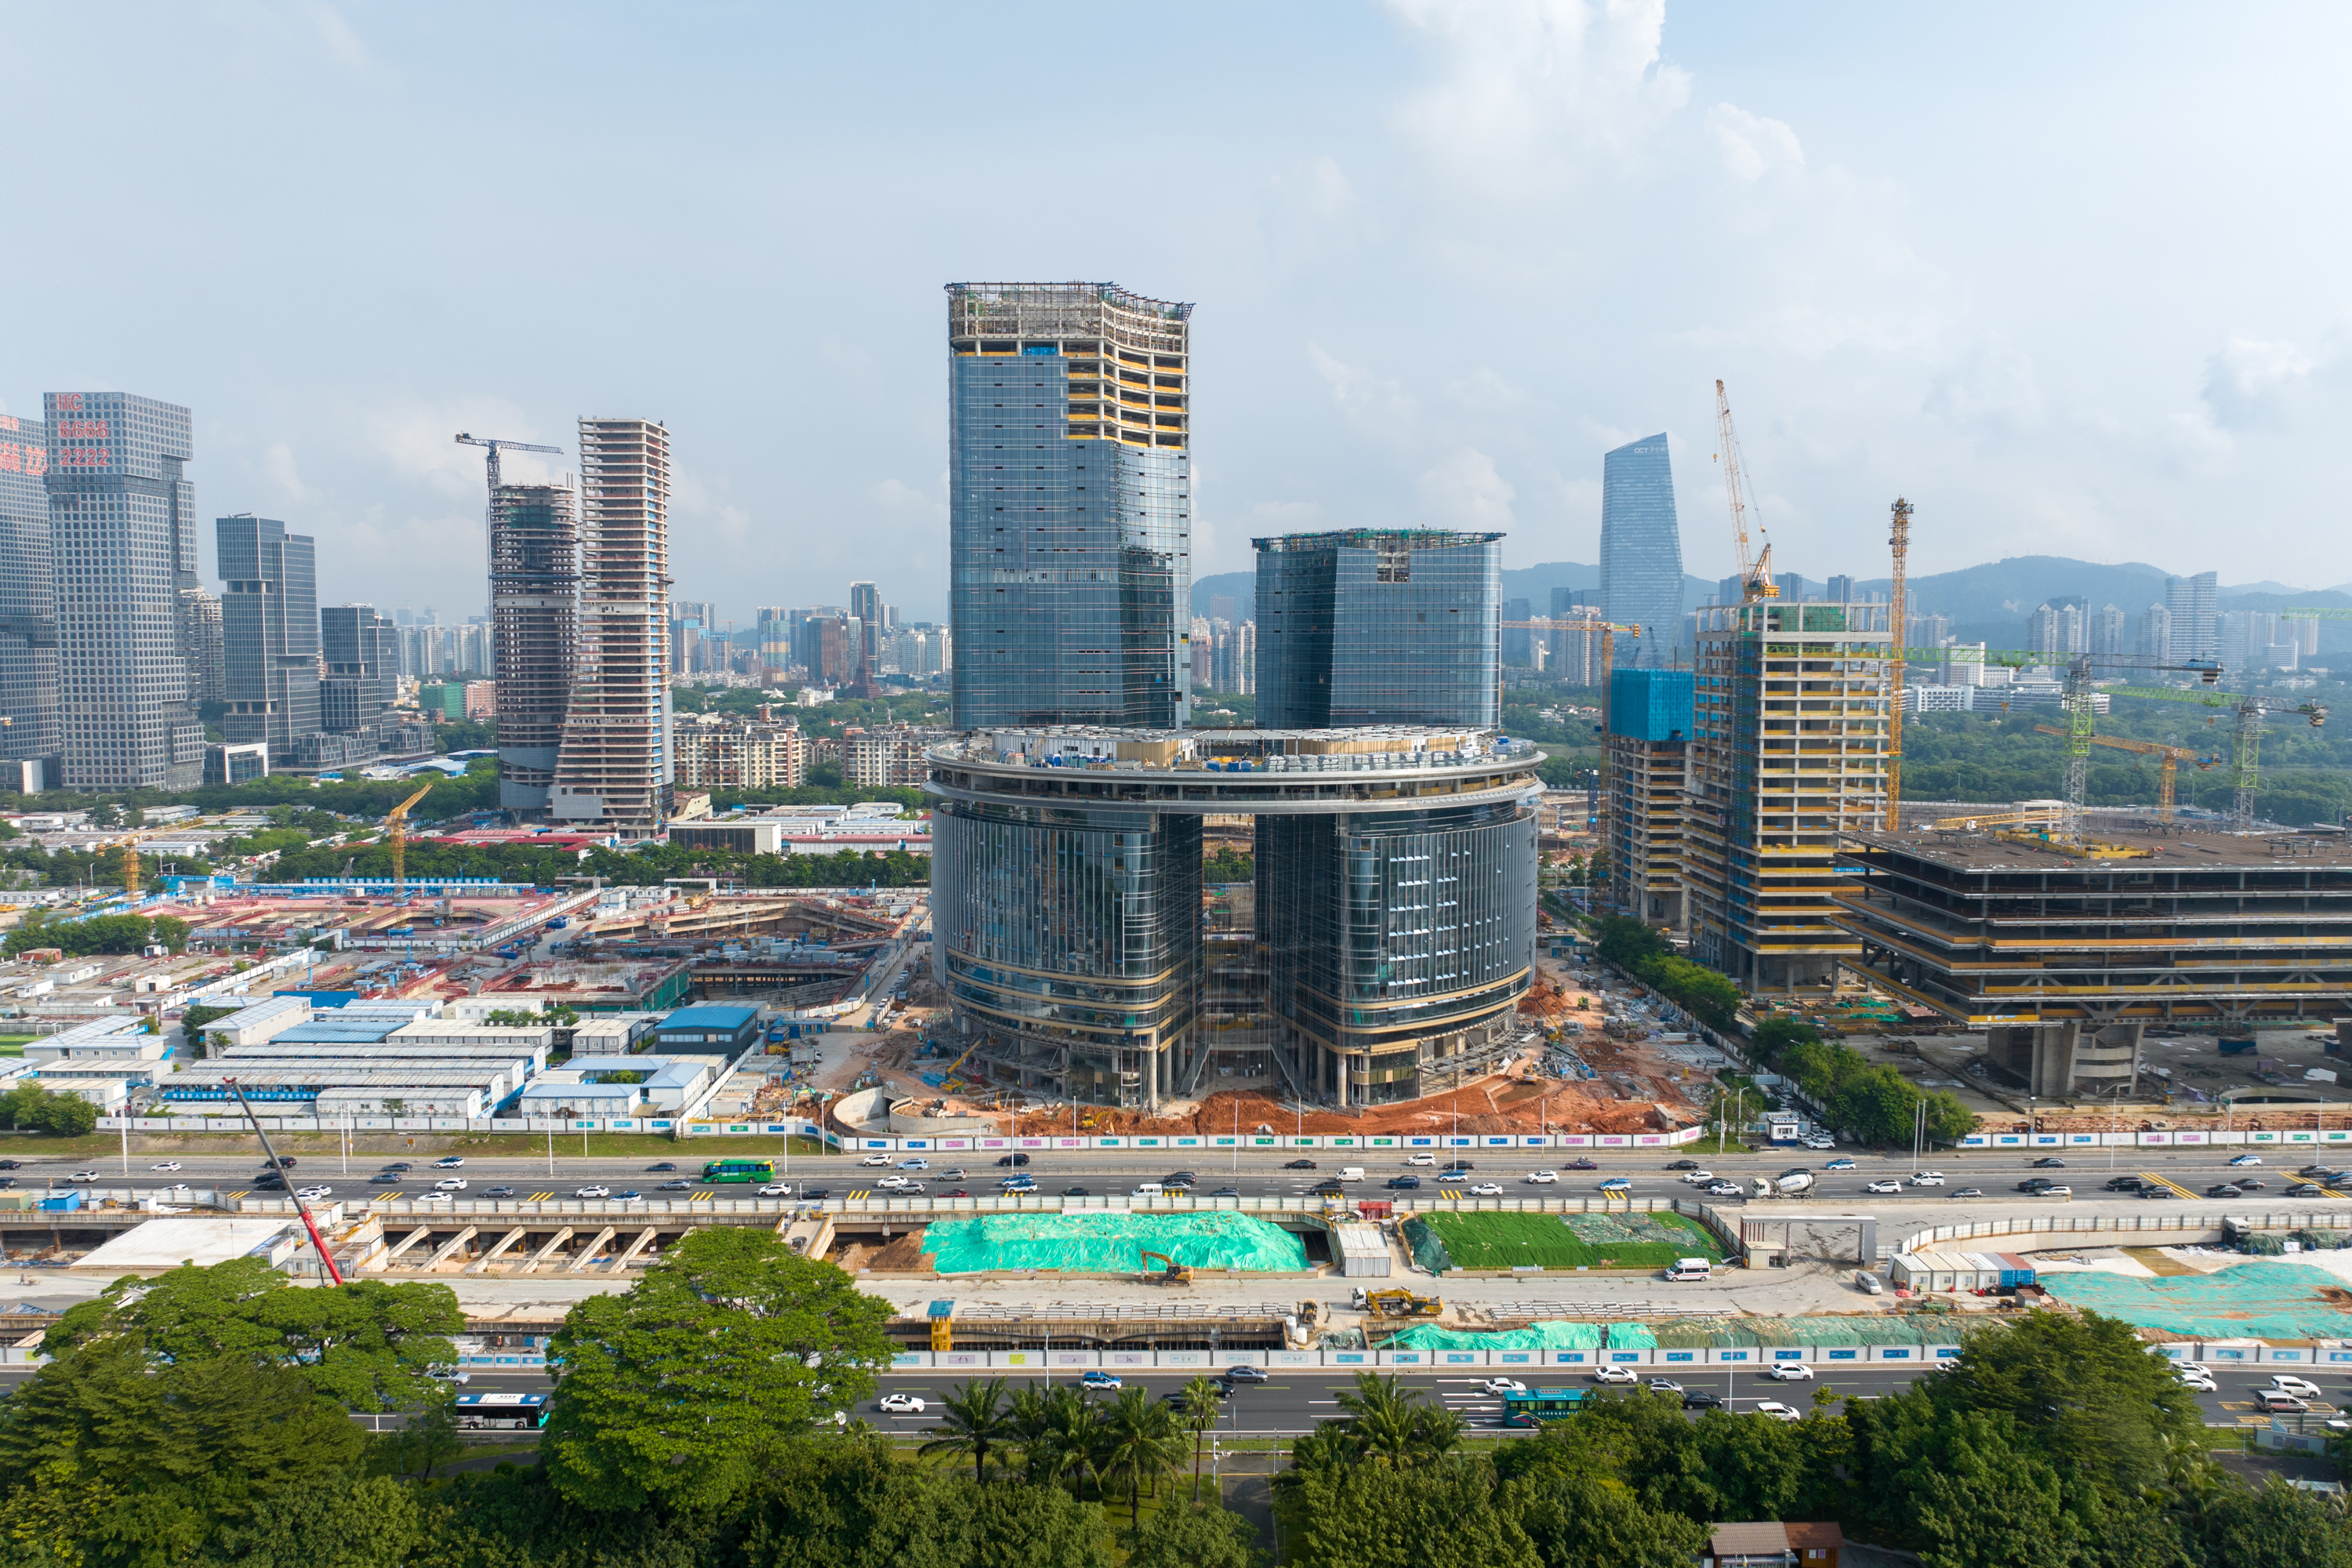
[1387,1175,1422,1189]
[2299,1163,2336,1178]
[2205,1183,2242,1198]
[1681,1390,1725,1410]
[2289,1183,2326,1197]
[1163,1176,1196,1190]
[1284,1159,1318,1171]
[1064,1185,1091,1197]
[2143,1186,2181,1200]
[1210,1186,1241,1198]
[646,1162,678,1173]
[265,1156,296,1168]
[1566,1157,1599,1171]
[0,1178,16,1189]
[802,1186,832,1200]
[1442,1160,1475,1172]
[2031,1156,2067,1169]
[368,1172,402,1185]
[0,1160,22,1171]
[1162,1386,1228,1404]
[1221,1365,1269,1384]
[2235,1178,2267,1190]
[252,1174,286,1189]
[383,1162,412,1172]
[996,1154,1031,1167]
[481,1185,517,1198]
[1312,1180,1347,1196]
[2016,1178,2056,1192]
[2104,1176,2144,1192]
[1668,1160,1701,1171]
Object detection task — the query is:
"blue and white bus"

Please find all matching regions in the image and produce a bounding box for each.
[454,1392,549,1429]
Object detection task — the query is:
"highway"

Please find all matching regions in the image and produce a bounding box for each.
[20,1142,2330,1214]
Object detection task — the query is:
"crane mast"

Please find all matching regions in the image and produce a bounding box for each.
[1885,498,1911,830]
[1713,381,1777,603]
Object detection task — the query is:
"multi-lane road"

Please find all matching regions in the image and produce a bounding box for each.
[22,1141,2326,1214]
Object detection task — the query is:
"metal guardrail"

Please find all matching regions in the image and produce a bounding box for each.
[1903,1210,2352,1253]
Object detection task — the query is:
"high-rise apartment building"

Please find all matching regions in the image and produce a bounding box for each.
[1599,434,1682,664]
[1777,572,1808,604]
[2089,602,2128,662]
[1825,574,1857,603]
[216,515,321,762]
[1502,597,1534,666]
[1685,597,1893,989]
[1255,529,1501,728]
[320,605,397,735]
[45,392,205,790]
[672,715,806,791]
[0,410,60,787]
[487,481,575,815]
[2027,600,2085,661]
[946,282,1191,730]
[2137,603,2172,662]
[1606,667,1693,928]
[177,586,225,706]
[2165,571,2217,662]
[551,419,672,830]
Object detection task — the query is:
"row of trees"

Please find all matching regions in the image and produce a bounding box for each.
[1749,1014,1977,1148]
[1592,916,1743,1029]
[0,1080,100,1138]
[2,912,189,958]
[1269,1316,2352,1568]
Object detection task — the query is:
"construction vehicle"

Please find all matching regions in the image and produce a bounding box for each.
[2031,727,2220,824]
[1352,1287,1442,1319]
[384,782,434,895]
[1139,1250,1192,1287]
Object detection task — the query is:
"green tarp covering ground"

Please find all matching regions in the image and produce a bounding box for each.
[1381,1319,1664,1352]
[1402,1210,1723,1274]
[920,1211,1309,1276]
[2038,1258,2352,1342]
[1382,1315,1952,1351]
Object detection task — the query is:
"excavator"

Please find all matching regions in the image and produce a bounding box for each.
[1139,1249,1192,1287]
[1353,1287,1442,1319]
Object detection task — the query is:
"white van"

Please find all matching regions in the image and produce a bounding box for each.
[1338,1167,1366,1182]
[1664,1258,1712,1282]
[1131,1184,1164,1198]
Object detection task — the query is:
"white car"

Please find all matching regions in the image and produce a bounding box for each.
[1482,1377,1529,1396]
[435,1178,468,1192]
[413,1191,454,1204]
[1766,1363,1814,1381]
[295,1186,332,1201]
[1708,1181,1744,1196]
[1406,1153,1436,1167]
[1679,1170,1715,1185]
[573,1185,612,1199]
[1080,1371,1123,1391]
[898,1158,929,1171]
[1755,1401,1803,1423]
[2172,1360,2211,1377]
[2178,1369,2217,1391]
[2268,1375,2324,1399]
[67,1171,100,1183]
[1864,1180,1905,1195]
[434,1156,466,1169]
[1523,1170,1559,1185]
[876,1393,926,1414]
[1468,1182,1504,1196]
[149,1161,182,1173]
[1907,1172,1946,1188]
[2229,1154,2263,1167]
[757,1182,793,1196]
[859,1154,893,1167]
[1593,1365,1641,1385]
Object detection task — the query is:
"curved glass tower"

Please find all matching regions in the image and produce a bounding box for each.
[1599,433,1682,666]
[1254,528,1501,730]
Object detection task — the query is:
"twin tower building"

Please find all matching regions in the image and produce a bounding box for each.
[930,283,1544,1112]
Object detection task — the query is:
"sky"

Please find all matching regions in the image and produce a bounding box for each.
[5,2,2349,626]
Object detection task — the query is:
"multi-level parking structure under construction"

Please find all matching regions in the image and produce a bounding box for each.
[926,727,1543,1113]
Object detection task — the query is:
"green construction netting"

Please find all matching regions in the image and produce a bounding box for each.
[1644,1316,1952,1349]
[2038,1259,2352,1342]
[1380,1319,1604,1352]
[920,1212,1309,1276]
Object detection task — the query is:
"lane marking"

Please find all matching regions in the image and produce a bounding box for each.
[525,1192,555,1203]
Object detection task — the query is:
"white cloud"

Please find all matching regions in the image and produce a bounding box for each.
[2201,336,2317,431]
[1309,344,1417,441]
[260,441,313,503]
[1418,448,1517,529]
[1706,104,1803,183]
[310,4,368,68]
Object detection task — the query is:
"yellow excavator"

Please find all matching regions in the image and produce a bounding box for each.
[1140,1249,1192,1287]
[1355,1288,1442,1319]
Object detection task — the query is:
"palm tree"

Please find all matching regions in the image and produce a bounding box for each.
[1178,1374,1224,1501]
[1097,1385,1185,1528]
[1025,1385,1105,1497]
[1332,1370,1457,1468]
[920,1375,1015,1484]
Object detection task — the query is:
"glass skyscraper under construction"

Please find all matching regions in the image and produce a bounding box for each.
[1599,433,1682,666]
[1254,528,1501,729]
[946,282,1192,731]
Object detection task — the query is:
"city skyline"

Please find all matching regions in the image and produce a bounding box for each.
[7,7,2351,622]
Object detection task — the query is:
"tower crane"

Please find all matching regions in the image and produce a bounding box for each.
[2108,686,2326,829]
[383,782,434,895]
[456,431,564,582]
[2030,727,2220,824]
[1712,380,1777,603]
[1885,497,1912,831]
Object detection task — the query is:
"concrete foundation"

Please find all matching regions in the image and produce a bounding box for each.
[1991,1020,2140,1099]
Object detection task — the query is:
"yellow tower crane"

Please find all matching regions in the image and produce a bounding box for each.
[2031,727,2220,824]
[384,782,434,895]
[1886,498,1912,831]
[1712,379,1778,604]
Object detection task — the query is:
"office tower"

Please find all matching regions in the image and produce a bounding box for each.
[487,484,574,818]
[216,515,321,762]
[320,605,397,733]
[1716,573,1742,608]
[0,410,60,786]
[1599,434,1681,664]
[1685,594,1893,988]
[1777,572,1806,604]
[1254,528,1501,728]
[177,586,225,706]
[2137,603,2172,662]
[552,419,672,830]
[946,282,1191,730]
[1501,596,1533,666]
[1826,574,1856,603]
[2089,603,2128,662]
[756,607,792,669]
[796,614,861,686]
[45,392,206,790]
[1606,668,1692,928]
[2166,571,2217,662]
[846,579,884,696]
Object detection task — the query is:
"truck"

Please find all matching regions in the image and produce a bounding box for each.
[1775,1171,1816,1196]
[1664,1257,1712,1282]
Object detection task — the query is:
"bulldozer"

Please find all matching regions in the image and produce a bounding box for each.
[1354,1287,1442,1319]
[1141,1250,1192,1287]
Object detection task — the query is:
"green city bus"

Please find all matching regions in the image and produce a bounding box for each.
[702,1159,776,1184]
[1501,1388,1588,1422]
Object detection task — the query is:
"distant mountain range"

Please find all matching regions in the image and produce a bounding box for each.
[1190,555,2352,654]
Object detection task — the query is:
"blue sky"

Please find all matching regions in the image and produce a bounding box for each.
[6,2,2347,623]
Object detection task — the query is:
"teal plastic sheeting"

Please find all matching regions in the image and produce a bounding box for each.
[921,1211,1309,1276]
[1381,1319,1606,1352]
[2038,1259,2352,1342]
